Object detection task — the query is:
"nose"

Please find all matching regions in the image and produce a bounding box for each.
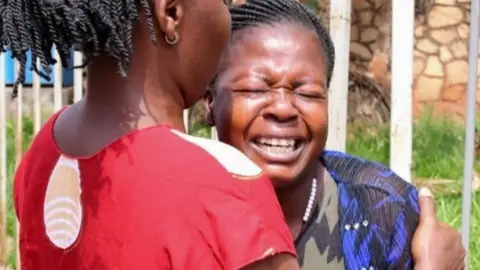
[262,89,298,125]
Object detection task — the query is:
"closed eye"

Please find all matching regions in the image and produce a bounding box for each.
[232,89,270,98]
[295,91,326,100]
[293,81,326,100]
[233,89,268,93]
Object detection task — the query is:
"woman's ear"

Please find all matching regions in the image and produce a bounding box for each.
[153,0,184,43]
[204,89,215,127]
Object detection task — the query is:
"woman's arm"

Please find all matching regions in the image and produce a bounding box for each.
[387,186,466,270]
[386,184,420,269]
[365,181,465,270]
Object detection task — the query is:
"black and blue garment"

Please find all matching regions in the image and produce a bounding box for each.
[296,151,420,270]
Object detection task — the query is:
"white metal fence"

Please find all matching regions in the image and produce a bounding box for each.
[0,0,477,269]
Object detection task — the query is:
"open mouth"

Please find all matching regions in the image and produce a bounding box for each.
[251,137,305,163]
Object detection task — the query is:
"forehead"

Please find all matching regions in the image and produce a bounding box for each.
[222,22,325,75]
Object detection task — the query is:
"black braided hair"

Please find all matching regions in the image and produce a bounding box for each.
[0,0,156,97]
[216,0,335,87]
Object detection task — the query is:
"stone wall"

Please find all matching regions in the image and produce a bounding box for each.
[350,0,477,120]
[413,0,473,118]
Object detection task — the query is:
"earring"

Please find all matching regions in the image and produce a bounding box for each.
[165,32,179,45]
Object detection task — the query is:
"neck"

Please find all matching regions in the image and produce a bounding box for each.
[83,26,186,134]
[275,163,324,238]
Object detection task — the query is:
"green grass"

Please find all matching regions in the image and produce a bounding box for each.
[5,118,34,268]
[347,113,479,268]
[3,114,479,269]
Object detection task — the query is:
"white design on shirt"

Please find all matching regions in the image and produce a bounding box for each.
[171,130,263,178]
[43,156,83,249]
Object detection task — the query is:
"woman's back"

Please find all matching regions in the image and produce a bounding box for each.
[15,111,297,269]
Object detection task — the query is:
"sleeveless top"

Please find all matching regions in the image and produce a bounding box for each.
[296,151,419,270]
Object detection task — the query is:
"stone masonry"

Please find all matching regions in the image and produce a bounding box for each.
[350,0,478,119]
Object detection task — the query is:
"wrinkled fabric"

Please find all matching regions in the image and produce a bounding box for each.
[14,109,296,270]
[296,151,419,270]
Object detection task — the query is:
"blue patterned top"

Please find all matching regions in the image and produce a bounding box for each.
[296,151,420,270]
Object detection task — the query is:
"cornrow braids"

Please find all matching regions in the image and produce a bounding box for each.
[229,0,335,86]
[0,0,156,97]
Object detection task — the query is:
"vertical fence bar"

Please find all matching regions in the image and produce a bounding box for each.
[32,60,41,134]
[14,61,23,270]
[390,0,415,183]
[325,0,351,152]
[460,0,479,266]
[13,62,23,176]
[0,50,7,267]
[183,109,189,134]
[53,49,63,111]
[73,52,83,102]
[211,127,218,140]
[31,62,40,270]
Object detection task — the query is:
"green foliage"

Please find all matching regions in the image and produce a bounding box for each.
[347,111,480,180]
[5,117,33,268]
[302,0,317,10]
[346,113,479,268]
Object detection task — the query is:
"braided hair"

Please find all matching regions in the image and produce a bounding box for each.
[223,0,335,87]
[0,0,156,97]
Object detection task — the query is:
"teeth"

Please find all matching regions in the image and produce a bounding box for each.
[258,138,295,147]
[259,145,295,154]
[255,137,299,154]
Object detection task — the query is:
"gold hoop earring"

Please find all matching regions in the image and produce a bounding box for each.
[165,32,179,45]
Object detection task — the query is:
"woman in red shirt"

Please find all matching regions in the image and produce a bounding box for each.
[4,0,298,269]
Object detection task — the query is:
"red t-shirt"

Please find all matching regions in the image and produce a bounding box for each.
[14,111,296,270]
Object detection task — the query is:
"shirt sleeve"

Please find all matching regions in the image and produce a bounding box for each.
[321,151,419,269]
[387,185,419,269]
[168,173,297,270]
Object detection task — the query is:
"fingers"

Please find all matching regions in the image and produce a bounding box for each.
[418,187,437,225]
[439,222,463,243]
[458,238,466,257]
[456,251,466,270]
[451,230,466,270]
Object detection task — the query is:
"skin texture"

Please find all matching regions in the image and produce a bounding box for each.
[55,0,231,158]
[53,0,299,269]
[206,23,328,238]
[208,24,328,187]
[206,22,465,269]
